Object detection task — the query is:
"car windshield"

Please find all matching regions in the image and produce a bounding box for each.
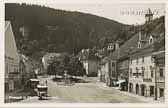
[38,87,47,91]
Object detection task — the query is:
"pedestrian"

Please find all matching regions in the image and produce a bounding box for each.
[46,80,47,86]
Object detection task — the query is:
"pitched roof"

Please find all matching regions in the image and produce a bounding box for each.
[5,20,19,63]
[130,22,165,55]
[106,32,139,61]
[119,32,139,58]
[108,50,118,60]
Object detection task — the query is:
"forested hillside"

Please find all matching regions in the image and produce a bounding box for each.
[5,3,134,55]
[6,3,165,66]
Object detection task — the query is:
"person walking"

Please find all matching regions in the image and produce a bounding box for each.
[45,80,47,86]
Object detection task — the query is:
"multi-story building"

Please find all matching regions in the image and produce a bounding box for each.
[99,33,139,88]
[128,29,165,98]
[152,50,165,99]
[98,56,113,85]
[5,21,20,92]
[78,49,100,77]
[117,33,139,91]
[98,42,118,86]
[128,8,165,98]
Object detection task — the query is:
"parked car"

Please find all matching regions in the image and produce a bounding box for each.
[37,85,48,100]
[28,79,40,89]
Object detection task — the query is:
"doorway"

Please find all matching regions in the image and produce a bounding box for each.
[136,84,139,95]
[150,86,154,96]
[141,84,146,96]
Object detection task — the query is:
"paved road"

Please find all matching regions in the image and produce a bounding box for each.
[19,75,145,103]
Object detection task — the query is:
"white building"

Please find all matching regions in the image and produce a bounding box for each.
[78,49,100,77]
[5,21,20,92]
[128,30,165,99]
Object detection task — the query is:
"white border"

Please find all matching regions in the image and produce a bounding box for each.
[0,0,168,107]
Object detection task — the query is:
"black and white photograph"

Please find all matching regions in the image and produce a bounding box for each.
[2,0,167,106]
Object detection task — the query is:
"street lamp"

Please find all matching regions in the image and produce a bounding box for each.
[150,65,157,100]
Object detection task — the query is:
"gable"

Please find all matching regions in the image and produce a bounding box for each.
[5,21,19,62]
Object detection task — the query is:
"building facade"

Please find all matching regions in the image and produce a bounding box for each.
[98,48,118,86]
[152,50,165,98]
[128,29,165,98]
[78,49,100,77]
[5,21,21,92]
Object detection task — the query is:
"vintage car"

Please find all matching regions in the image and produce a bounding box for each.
[28,79,40,89]
[37,85,48,100]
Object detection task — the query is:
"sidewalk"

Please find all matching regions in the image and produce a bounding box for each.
[96,82,165,103]
[112,87,165,103]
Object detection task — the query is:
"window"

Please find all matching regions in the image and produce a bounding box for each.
[5,64,8,74]
[130,69,132,77]
[14,68,17,73]
[136,69,139,78]
[130,59,132,64]
[149,37,153,44]
[138,42,141,48]
[136,58,139,64]
[142,71,144,77]
[151,57,154,62]
[112,71,115,76]
[142,57,144,63]
[151,71,153,78]
[112,62,115,67]
[159,68,164,77]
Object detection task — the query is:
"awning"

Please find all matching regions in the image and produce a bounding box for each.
[116,79,126,84]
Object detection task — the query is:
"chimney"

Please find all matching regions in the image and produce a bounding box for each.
[115,41,119,50]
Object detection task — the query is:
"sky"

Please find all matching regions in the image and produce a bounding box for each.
[42,3,165,25]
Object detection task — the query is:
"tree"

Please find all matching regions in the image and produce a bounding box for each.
[70,57,86,78]
[53,60,60,78]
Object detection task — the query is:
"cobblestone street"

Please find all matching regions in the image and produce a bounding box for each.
[18,76,147,103]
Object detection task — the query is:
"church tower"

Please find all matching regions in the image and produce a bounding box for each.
[145,8,153,22]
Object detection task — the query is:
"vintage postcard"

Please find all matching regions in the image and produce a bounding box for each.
[0,0,167,107]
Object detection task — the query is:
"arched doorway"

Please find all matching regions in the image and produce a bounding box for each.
[140,84,146,96]
[129,83,133,93]
[136,84,139,95]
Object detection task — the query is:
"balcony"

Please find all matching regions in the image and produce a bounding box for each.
[132,73,141,78]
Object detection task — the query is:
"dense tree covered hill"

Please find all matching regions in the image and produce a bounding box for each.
[5,3,165,68]
[5,3,131,55]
